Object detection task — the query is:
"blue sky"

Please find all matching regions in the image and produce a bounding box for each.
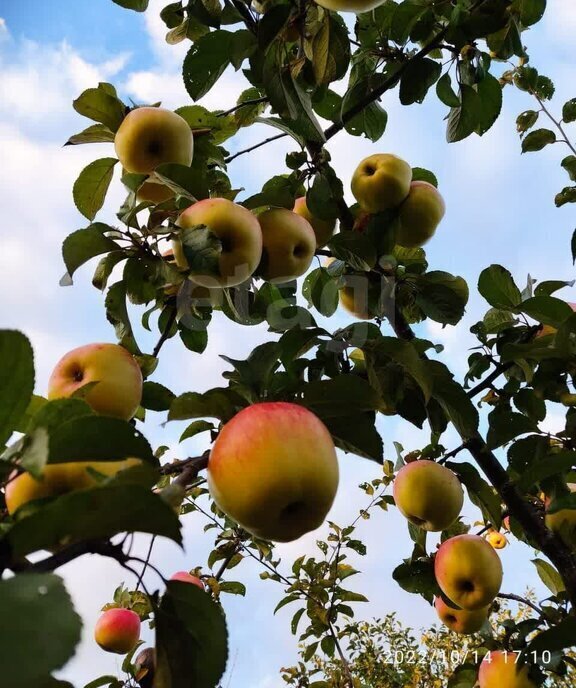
[1,1,576,686]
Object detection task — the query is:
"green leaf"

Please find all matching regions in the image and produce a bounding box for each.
[427,360,479,438]
[328,231,376,271]
[555,186,576,208]
[390,0,427,43]
[446,85,481,143]
[531,558,566,596]
[478,264,522,309]
[312,16,350,85]
[511,0,546,27]
[0,330,34,448]
[563,98,576,124]
[65,123,116,146]
[169,388,244,422]
[322,412,383,463]
[436,72,460,108]
[513,388,546,423]
[0,574,81,688]
[399,58,441,106]
[303,269,339,317]
[180,420,214,442]
[516,109,539,134]
[446,461,502,526]
[72,157,117,221]
[486,408,537,449]
[572,229,576,265]
[519,295,575,326]
[72,87,126,132]
[179,324,208,354]
[8,484,181,556]
[392,558,439,603]
[61,225,120,283]
[528,617,576,654]
[414,271,469,326]
[105,281,140,353]
[218,581,246,596]
[112,0,149,11]
[27,398,93,435]
[302,375,381,418]
[475,73,502,136]
[561,155,576,183]
[141,381,176,412]
[521,128,556,153]
[92,251,126,291]
[342,76,388,141]
[155,581,228,688]
[183,31,232,101]
[155,162,210,201]
[48,416,154,464]
[411,167,438,187]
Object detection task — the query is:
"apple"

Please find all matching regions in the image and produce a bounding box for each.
[174,198,262,287]
[393,460,464,531]
[395,181,445,248]
[257,208,316,283]
[478,651,537,688]
[325,259,374,319]
[312,0,386,13]
[349,348,366,373]
[137,179,174,205]
[115,107,193,175]
[434,534,503,610]
[351,154,412,213]
[48,343,143,420]
[545,483,576,549]
[293,197,336,248]
[207,402,339,542]
[170,571,205,589]
[5,459,141,514]
[434,596,489,634]
[94,608,141,655]
[486,530,508,549]
[134,647,155,688]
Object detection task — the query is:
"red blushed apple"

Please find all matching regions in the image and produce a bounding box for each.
[478,650,537,688]
[174,198,263,287]
[434,534,503,610]
[170,571,205,589]
[48,343,143,420]
[434,596,489,634]
[207,402,339,543]
[94,608,141,654]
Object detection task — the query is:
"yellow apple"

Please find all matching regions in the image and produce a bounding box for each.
[137,179,174,205]
[174,198,262,287]
[545,483,576,549]
[434,596,489,634]
[478,651,537,688]
[396,181,445,248]
[48,343,143,420]
[434,534,503,610]
[257,208,316,283]
[94,608,141,655]
[207,402,339,542]
[349,348,366,373]
[5,459,141,514]
[351,153,412,213]
[114,107,193,175]
[393,460,464,531]
[486,530,508,549]
[312,0,385,13]
[293,197,336,248]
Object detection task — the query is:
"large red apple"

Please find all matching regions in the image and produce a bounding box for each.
[207,402,339,542]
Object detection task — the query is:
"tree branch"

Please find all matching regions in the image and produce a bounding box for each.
[152,306,177,358]
[218,97,268,118]
[497,592,544,618]
[225,132,288,164]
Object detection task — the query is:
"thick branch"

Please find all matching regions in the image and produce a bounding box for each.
[497,592,544,618]
[22,540,127,574]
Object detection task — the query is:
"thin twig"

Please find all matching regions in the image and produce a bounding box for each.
[535,94,576,157]
[497,592,544,618]
[225,132,288,164]
[136,535,157,592]
[218,97,269,118]
[152,307,177,358]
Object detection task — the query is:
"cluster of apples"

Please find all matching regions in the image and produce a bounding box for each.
[4,343,144,513]
[114,106,336,288]
[94,571,204,655]
[393,460,503,635]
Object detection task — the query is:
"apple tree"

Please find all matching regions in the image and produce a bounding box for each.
[2,0,576,686]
